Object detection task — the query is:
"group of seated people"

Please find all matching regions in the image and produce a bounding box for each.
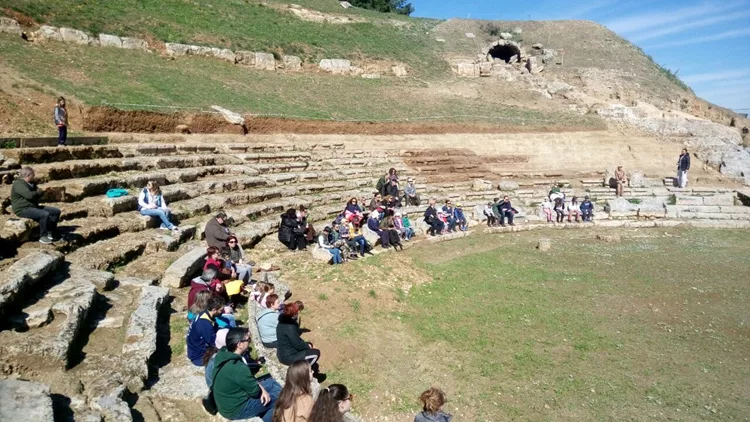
[278,206,316,252]
[481,196,518,227]
[540,188,594,223]
[375,168,421,207]
[423,199,469,235]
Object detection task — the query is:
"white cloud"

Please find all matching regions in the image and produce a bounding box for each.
[606,1,743,34]
[632,10,750,42]
[682,68,750,84]
[645,27,750,48]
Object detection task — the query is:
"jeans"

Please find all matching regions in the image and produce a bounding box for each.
[486,215,496,226]
[375,229,390,247]
[235,263,252,283]
[446,217,457,232]
[401,227,414,240]
[233,377,282,422]
[58,125,67,145]
[500,210,514,225]
[17,206,61,237]
[581,210,593,221]
[351,235,367,255]
[427,219,444,236]
[328,247,343,264]
[140,208,175,230]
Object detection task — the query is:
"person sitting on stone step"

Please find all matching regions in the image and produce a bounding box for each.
[383,194,400,209]
[567,197,581,223]
[187,296,225,366]
[386,179,401,207]
[368,209,391,249]
[11,166,62,244]
[540,197,554,223]
[212,327,282,422]
[403,177,421,207]
[423,199,444,236]
[369,192,383,212]
[296,206,316,246]
[382,214,404,251]
[580,196,595,222]
[442,200,457,232]
[278,208,307,251]
[330,221,358,260]
[343,197,363,220]
[276,303,326,383]
[257,294,281,348]
[491,197,503,223]
[308,384,352,422]
[394,211,414,241]
[318,226,344,264]
[223,235,252,284]
[615,165,627,197]
[553,197,566,223]
[376,168,398,197]
[138,180,179,233]
[205,211,231,250]
[347,215,370,256]
[484,202,497,227]
[205,246,237,281]
[272,360,315,422]
[454,204,468,231]
[499,196,518,226]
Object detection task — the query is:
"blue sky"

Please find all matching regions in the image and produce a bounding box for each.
[412,0,750,112]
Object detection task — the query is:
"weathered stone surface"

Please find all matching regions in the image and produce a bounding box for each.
[498,180,520,191]
[48,278,97,364]
[117,277,157,288]
[532,43,543,49]
[69,266,116,290]
[60,27,96,45]
[282,55,302,71]
[98,33,123,48]
[0,17,22,36]
[360,225,381,246]
[472,179,493,191]
[546,81,572,95]
[149,364,208,400]
[213,48,236,62]
[235,50,255,66]
[122,286,169,391]
[702,193,735,206]
[596,234,621,243]
[0,250,62,316]
[1,217,36,246]
[165,42,190,56]
[361,73,381,79]
[455,62,479,77]
[629,170,660,188]
[121,37,148,50]
[319,58,352,74]
[500,32,513,40]
[392,65,408,77]
[526,56,543,74]
[161,246,206,288]
[11,304,53,329]
[35,25,63,42]
[0,380,55,421]
[537,238,551,251]
[255,52,276,70]
[311,246,333,263]
[211,105,246,126]
[91,386,133,422]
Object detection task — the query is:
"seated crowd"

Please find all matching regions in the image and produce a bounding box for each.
[540,188,594,223]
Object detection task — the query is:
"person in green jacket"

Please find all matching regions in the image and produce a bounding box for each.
[213,327,282,421]
[11,167,61,244]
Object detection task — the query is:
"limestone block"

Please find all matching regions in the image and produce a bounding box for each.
[472,179,493,191]
[525,56,543,74]
[121,37,149,50]
[0,380,55,421]
[360,225,381,246]
[455,63,479,77]
[547,81,572,95]
[283,55,302,71]
[702,193,735,206]
[500,32,513,40]
[498,180,520,191]
[122,286,169,391]
[479,62,492,77]
[537,238,551,251]
[91,386,133,422]
[311,246,333,263]
[255,52,276,70]
[60,27,96,45]
[161,246,206,288]
[0,251,62,316]
[11,305,53,329]
[361,73,380,79]
[0,17,22,36]
[473,205,488,221]
[236,50,255,66]
[392,65,408,77]
[675,195,704,206]
[212,48,236,63]
[532,43,543,49]
[98,33,123,48]
[165,43,190,56]
[319,58,352,74]
[35,25,62,42]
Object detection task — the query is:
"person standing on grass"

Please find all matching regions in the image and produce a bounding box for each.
[54,97,68,146]
[11,167,62,244]
[677,148,691,188]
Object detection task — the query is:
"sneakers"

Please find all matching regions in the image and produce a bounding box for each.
[39,236,53,244]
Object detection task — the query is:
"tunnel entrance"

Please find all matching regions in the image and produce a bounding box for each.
[488,43,521,63]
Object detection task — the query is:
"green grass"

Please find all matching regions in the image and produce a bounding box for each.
[3,0,441,72]
[321,228,750,421]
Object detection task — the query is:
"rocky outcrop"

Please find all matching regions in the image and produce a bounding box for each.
[282,55,302,71]
[0,250,62,316]
[161,246,206,288]
[60,27,97,45]
[0,17,22,36]
[319,59,356,75]
[122,286,170,391]
[255,52,276,70]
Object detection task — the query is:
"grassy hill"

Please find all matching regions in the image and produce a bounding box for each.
[0,0,709,135]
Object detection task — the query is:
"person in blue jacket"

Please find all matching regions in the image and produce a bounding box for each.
[187,296,225,366]
[498,196,518,226]
[453,204,468,231]
[367,210,390,248]
[579,196,594,222]
[441,200,457,232]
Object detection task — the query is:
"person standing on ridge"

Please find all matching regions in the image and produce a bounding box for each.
[54,97,68,147]
[677,148,691,188]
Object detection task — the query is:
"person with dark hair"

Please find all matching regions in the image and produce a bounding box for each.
[580,195,594,222]
[498,196,517,226]
[11,167,62,244]
[367,210,391,249]
[205,211,231,249]
[423,199,444,236]
[347,215,369,256]
[308,384,352,422]
[276,303,325,382]
[483,202,496,227]
[677,148,691,188]
[187,296,224,366]
[386,179,401,207]
[567,197,581,223]
[224,235,252,283]
[441,200,457,232]
[138,180,179,232]
[553,197,565,223]
[453,204,467,231]
[256,294,281,348]
[318,226,344,264]
[213,327,282,421]
[279,208,306,251]
[368,192,383,212]
[415,387,452,422]
[272,360,314,422]
[54,96,68,146]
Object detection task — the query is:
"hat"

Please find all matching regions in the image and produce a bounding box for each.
[585,195,590,199]
[215,328,229,348]
[456,203,462,208]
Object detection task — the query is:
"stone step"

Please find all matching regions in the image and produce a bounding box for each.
[67,225,196,271]
[0,250,63,316]
[0,266,100,367]
[0,380,55,421]
[2,145,123,164]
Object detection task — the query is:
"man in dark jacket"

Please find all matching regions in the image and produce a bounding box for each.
[11,167,61,244]
[186,296,223,366]
[677,148,691,188]
[204,211,230,249]
[423,199,444,236]
[367,210,390,248]
[498,196,517,226]
[580,196,594,222]
[386,179,401,207]
[213,327,281,422]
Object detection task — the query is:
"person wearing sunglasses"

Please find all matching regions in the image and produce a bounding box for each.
[224,235,252,283]
[308,384,353,422]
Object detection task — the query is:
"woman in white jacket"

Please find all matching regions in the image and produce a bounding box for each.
[138,180,178,232]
